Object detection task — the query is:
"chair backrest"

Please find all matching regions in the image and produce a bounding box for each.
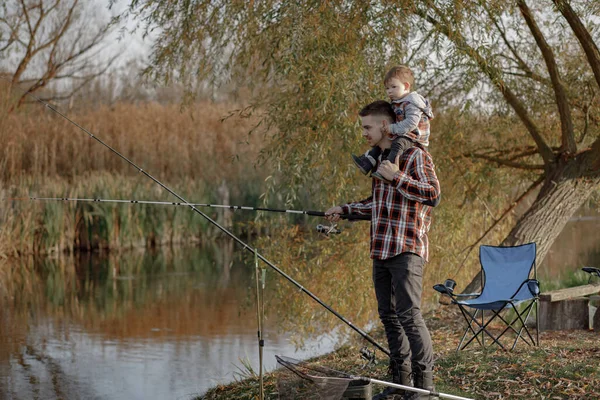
[477,243,537,303]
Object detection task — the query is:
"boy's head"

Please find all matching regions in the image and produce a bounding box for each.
[384,65,414,101]
[358,100,395,149]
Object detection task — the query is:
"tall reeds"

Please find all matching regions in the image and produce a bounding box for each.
[0,101,265,181]
[0,98,269,256]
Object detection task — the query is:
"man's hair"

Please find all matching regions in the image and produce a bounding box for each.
[358,100,395,122]
[384,65,415,88]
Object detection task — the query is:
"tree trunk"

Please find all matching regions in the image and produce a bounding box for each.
[463,153,600,294]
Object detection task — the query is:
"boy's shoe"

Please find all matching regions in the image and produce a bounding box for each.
[371,171,393,184]
[352,154,375,175]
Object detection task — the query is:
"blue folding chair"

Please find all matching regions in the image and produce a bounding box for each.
[435,243,540,351]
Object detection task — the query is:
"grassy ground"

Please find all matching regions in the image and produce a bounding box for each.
[199,307,599,400]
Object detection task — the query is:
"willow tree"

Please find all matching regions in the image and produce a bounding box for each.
[123,0,600,292]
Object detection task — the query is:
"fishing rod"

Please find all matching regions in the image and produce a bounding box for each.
[17,196,370,221]
[12,85,389,357]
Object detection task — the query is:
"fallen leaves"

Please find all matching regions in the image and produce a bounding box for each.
[199,307,600,399]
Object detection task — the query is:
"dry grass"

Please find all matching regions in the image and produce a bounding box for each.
[199,307,600,399]
[0,99,265,182]
[0,97,270,256]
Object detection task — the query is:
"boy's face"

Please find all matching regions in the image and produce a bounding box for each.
[385,77,410,101]
[360,115,391,148]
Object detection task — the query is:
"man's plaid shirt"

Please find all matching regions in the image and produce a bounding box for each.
[341,146,440,262]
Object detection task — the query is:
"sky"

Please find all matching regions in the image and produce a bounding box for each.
[102,0,155,69]
[0,0,154,79]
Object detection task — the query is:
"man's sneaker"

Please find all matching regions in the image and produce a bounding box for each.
[352,154,375,175]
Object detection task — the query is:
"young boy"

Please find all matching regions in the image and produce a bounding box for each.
[352,65,433,182]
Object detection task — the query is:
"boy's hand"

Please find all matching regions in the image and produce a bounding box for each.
[325,206,343,222]
[377,156,400,181]
[381,120,391,136]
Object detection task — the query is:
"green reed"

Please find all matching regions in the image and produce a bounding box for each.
[0,173,265,257]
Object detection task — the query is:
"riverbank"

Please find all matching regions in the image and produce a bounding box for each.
[199,307,600,399]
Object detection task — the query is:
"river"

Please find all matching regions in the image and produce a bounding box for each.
[0,245,337,400]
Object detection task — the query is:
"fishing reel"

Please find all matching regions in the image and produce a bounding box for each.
[316,223,341,236]
[359,346,376,369]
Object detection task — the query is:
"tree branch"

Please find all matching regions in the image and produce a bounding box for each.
[468,153,545,170]
[518,0,576,153]
[415,8,556,166]
[0,14,22,53]
[580,91,596,143]
[485,4,547,85]
[7,0,118,112]
[553,0,600,90]
[36,0,77,54]
[13,0,46,83]
[501,68,551,85]
[471,145,547,162]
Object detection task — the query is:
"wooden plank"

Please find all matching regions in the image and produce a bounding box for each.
[539,297,590,331]
[539,283,600,302]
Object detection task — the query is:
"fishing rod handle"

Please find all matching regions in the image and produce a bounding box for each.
[307,211,371,221]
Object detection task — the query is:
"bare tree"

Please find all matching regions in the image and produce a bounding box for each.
[0,0,119,110]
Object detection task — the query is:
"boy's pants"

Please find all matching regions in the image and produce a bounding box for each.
[373,252,433,371]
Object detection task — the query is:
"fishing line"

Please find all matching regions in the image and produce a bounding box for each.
[8,83,388,357]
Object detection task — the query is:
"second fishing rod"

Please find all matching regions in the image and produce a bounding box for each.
[19,88,389,358]
[21,197,369,235]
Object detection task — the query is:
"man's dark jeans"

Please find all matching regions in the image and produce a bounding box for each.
[373,252,433,371]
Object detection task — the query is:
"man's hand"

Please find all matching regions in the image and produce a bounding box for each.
[325,206,343,222]
[381,120,391,136]
[377,156,400,181]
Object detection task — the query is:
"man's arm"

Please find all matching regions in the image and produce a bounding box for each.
[391,150,440,207]
[325,197,373,222]
[341,196,373,216]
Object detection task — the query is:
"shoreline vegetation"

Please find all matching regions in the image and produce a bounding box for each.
[0,100,269,258]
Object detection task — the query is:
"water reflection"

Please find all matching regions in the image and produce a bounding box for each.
[541,211,600,281]
[0,244,336,400]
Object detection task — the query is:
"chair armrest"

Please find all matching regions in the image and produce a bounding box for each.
[582,267,600,277]
[433,282,481,298]
[433,278,458,296]
[454,293,481,298]
[527,279,540,296]
[433,284,454,296]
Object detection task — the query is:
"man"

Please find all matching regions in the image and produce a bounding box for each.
[326,100,440,400]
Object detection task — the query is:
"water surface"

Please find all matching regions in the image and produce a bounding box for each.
[0,245,336,400]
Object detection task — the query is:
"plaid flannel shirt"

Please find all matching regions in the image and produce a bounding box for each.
[341,146,440,261]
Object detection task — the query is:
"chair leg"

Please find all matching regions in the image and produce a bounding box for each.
[477,308,508,350]
[481,309,485,348]
[510,302,537,350]
[457,307,485,351]
[494,309,532,346]
[457,306,507,351]
[489,301,538,350]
